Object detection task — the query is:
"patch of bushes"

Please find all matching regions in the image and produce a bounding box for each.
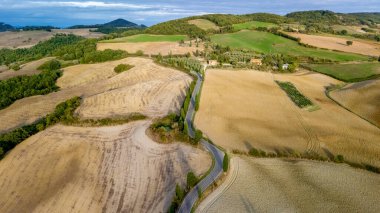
[156,55,203,73]
[223,153,229,172]
[0,97,80,159]
[114,64,134,73]
[150,114,193,144]
[38,59,62,71]
[0,69,62,110]
[275,81,313,108]
[168,184,185,213]
[187,172,199,189]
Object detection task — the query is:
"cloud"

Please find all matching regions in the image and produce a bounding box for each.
[15,1,153,9]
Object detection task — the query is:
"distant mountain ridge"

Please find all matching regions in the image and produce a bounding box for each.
[68,18,146,29]
[0,22,15,32]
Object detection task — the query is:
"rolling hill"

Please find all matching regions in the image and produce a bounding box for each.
[68,18,146,29]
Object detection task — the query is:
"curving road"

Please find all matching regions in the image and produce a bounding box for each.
[178,70,225,213]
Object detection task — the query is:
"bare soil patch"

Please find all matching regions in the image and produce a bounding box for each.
[97,42,204,56]
[0,121,211,213]
[195,69,380,167]
[197,157,380,213]
[0,57,191,133]
[330,79,380,126]
[287,32,380,56]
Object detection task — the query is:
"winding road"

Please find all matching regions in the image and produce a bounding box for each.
[178,70,225,213]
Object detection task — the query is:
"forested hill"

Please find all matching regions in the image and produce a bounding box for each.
[286,10,380,25]
[68,18,145,29]
[0,22,14,32]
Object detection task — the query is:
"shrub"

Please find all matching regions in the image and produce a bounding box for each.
[195,94,200,111]
[346,40,353,46]
[10,64,21,71]
[194,130,203,143]
[38,59,61,71]
[249,148,267,157]
[136,50,144,56]
[187,172,199,189]
[334,155,344,163]
[223,153,229,172]
[114,64,134,73]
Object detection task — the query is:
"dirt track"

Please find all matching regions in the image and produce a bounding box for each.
[195,69,380,167]
[197,157,380,213]
[287,32,380,56]
[0,121,211,213]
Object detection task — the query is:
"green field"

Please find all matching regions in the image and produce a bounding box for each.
[211,30,369,62]
[305,63,380,82]
[233,21,278,30]
[101,34,187,43]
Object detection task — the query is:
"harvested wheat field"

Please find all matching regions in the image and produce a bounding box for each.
[330,79,380,127]
[195,69,380,167]
[0,57,55,80]
[52,28,104,38]
[0,57,191,133]
[97,42,203,56]
[287,32,380,56]
[0,29,104,49]
[0,31,53,49]
[197,157,380,213]
[0,120,211,213]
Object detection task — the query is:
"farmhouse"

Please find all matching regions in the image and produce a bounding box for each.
[282,63,289,70]
[250,58,262,66]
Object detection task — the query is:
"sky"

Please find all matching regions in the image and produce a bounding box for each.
[0,0,380,27]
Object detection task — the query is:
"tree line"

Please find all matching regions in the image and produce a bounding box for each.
[0,97,81,159]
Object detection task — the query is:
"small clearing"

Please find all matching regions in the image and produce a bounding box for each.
[233,21,278,30]
[197,157,380,213]
[188,19,220,31]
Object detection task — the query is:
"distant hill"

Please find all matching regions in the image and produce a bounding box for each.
[349,13,380,25]
[0,22,15,32]
[68,18,146,29]
[285,10,380,26]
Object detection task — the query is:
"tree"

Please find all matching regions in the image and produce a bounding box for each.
[346,40,353,46]
[340,29,348,35]
[187,172,198,189]
[175,184,184,201]
[194,130,203,143]
[223,153,229,172]
[0,147,3,158]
